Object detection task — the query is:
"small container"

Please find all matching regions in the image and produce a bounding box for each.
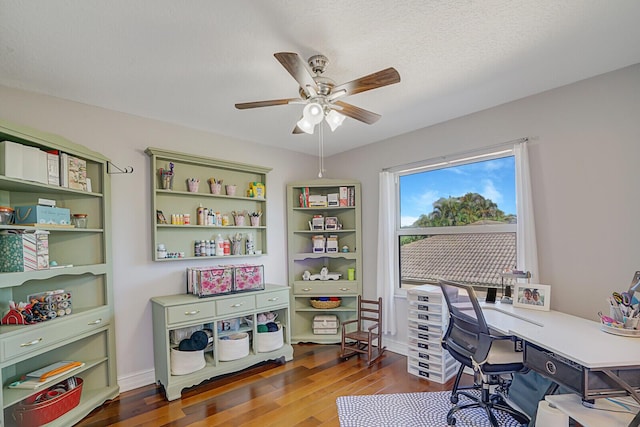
[71,214,88,229]
[0,206,14,225]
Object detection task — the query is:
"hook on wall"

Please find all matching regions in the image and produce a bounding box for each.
[107,162,134,175]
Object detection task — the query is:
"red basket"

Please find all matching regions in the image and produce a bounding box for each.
[13,377,83,427]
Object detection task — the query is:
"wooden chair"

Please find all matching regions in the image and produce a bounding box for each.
[340,296,386,366]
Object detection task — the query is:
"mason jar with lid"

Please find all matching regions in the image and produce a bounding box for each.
[0,206,14,225]
[72,213,88,228]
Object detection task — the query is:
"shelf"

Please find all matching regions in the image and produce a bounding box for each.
[287,179,362,344]
[0,175,103,198]
[156,188,266,203]
[0,119,117,426]
[147,147,271,261]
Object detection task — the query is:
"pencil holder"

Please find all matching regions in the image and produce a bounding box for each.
[209,183,222,195]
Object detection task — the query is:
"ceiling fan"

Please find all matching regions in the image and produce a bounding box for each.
[235,52,401,134]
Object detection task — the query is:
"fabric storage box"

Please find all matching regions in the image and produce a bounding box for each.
[218,332,250,361]
[14,205,71,225]
[313,314,339,335]
[233,265,264,292]
[256,324,284,352]
[13,377,83,427]
[0,230,49,272]
[0,140,48,185]
[187,266,234,297]
[170,348,206,375]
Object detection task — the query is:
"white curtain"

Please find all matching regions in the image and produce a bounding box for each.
[376,171,397,334]
[514,142,539,280]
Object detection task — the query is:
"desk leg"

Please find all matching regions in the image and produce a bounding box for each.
[601,369,640,427]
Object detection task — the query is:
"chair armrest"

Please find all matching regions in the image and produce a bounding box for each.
[341,319,357,328]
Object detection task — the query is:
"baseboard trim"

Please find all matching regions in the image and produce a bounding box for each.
[118,369,156,393]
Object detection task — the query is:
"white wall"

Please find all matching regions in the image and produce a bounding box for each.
[327,63,640,349]
[1,62,638,389]
[0,85,318,390]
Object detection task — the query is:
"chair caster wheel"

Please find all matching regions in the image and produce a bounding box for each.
[450,395,458,404]
[447,415,456,426]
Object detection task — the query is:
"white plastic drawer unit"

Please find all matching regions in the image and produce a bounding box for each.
[408,346,446,365]
[407,291,442,305]
[408,361,459,383]
[408,320,443,335]
[408,327,442,343]
[408,336,442,352]
[256,289,289,309]
[216,294,256,317]
[408,309,443,325]
[2,307,110,362]
[409,299,443,314]
[166,301,215,326]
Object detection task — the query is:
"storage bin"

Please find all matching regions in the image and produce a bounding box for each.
[256,324,283,352]
[187,266,234,297]
[233,265,264,292]
[170,348,206,375]
[313,314,339,335]
[0,230,49,272]
[218,332,249,361]
[14,205,71,226]
[13,377,83,427]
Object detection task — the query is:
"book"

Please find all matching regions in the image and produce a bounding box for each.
[9,360,84,389]
[46,150,60,186]
[67,155,87,191]
[59,152,69,187]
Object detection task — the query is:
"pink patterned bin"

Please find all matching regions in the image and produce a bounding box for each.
[233,265,264,292]
[187,266,234,297]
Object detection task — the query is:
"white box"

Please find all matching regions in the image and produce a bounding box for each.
[308,195,328,207]
[328,193,339,207]
[326,235,338,253]
[313,314,339,334]
[312,235,325,253]
[47,151,60,186]
[0,141,47,184]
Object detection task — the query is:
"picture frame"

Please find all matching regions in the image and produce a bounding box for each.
[513,284,551,311]
[156,210,168,224]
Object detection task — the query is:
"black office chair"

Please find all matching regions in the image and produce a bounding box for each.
[438,279,529,427]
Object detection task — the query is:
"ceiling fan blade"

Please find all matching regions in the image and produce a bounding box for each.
[274,52,318,96]
[333,101,381,124]
[235,98,299,109]
[332,67,401,97]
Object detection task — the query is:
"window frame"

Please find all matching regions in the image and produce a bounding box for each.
[393,147,517,295]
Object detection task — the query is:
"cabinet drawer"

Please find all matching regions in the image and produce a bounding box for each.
[256,289,289,309]
[293,282,358,295]
[216,295,256,316]
[2,308,110,362]
[167,301,215,325]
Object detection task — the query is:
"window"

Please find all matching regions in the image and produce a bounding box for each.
[396,150,517,290]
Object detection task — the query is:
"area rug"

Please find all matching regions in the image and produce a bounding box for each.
[336,390,525,427]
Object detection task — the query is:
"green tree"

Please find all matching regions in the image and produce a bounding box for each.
[410,192,508,228]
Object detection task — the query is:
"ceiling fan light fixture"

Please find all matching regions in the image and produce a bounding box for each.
[296,116,315,134]
[303,102,324,125]
[325,110,346,132]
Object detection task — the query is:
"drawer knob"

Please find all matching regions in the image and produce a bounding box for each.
[88,318,103,325]
[268,297,279,302]
[185,310,200,315]
[231,303,244,308]
[302,288,312,292]
[339,288,350,292]
[20,338,43,347]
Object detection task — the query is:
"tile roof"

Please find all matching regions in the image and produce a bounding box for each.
[400,232,516,286]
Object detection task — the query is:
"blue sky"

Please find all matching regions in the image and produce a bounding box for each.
[400,156,516,227]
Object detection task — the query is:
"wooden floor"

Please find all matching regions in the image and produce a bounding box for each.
[76,344,466,427]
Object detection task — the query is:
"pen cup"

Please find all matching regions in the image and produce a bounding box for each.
[610,305,624,322]
[624,316,639,330]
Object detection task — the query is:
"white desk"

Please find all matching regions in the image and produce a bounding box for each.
[480,302,640,426]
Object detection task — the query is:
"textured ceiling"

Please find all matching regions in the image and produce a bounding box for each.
[1,1,640,156]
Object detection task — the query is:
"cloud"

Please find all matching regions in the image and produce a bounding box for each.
[482,179,503,205]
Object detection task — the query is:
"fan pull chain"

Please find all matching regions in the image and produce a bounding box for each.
[318,122,325,178]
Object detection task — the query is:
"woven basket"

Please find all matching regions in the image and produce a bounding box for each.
[310,298,341,309]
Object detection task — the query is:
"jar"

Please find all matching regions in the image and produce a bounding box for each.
[157,244,167,259]
[0,206,14,225]
[72,213,88,229]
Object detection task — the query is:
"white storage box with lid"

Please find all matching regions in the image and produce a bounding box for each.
[313,314,339,335]
[256,324,284,352]
[170,348,206,375]
[218,332,250,361]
